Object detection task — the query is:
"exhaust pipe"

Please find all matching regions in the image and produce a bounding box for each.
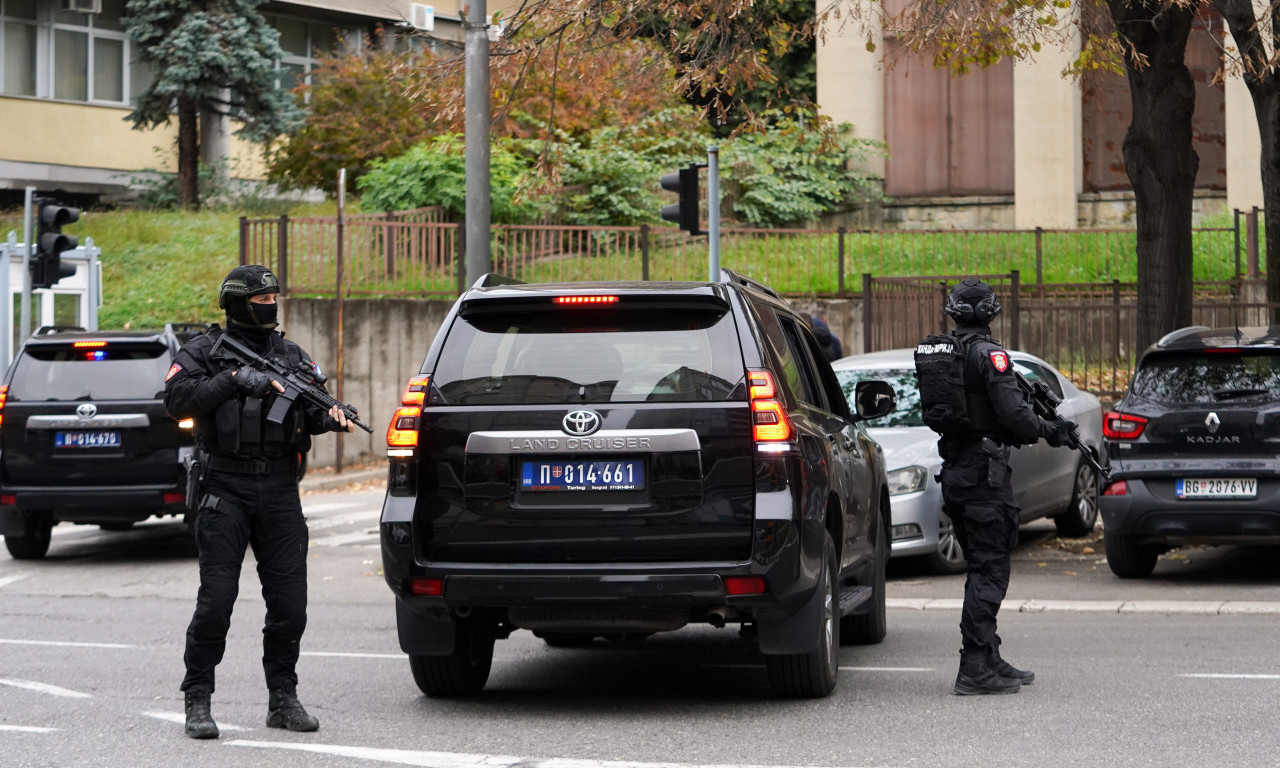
[707,606,729,628]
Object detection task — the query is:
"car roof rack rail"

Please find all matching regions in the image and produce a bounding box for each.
[719,269,780,299]
[34,325,87,335]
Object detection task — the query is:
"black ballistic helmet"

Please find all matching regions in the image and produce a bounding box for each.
[219,265,280,309]
[945,278,1002,324]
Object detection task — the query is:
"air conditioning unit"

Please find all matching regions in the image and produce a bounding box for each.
[410,3,434,31]
[60,0,101,13]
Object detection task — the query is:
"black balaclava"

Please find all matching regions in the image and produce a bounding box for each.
[219,265,280,342]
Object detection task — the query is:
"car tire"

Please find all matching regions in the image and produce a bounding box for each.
[923,510,967,575]
[1055,458,1100,538]
[766,533,839,698]
[408,617,495,697]
[1103,528,1159,578]
[843,514,888,644]
[5,512,53,560]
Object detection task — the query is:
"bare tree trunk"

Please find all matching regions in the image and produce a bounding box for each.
[1214,0,1280,322]
[1108,0,1197,354]
[177,97,200,210]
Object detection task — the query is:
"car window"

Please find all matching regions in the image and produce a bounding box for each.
[1013,359,1064,399]
[778,316,824,410]
[432,306,745,405]
[1130,351,1280,403]
[9,344,170,401]
[834,367,924,427]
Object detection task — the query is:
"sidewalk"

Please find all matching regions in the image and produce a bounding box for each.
[300,461,385,493]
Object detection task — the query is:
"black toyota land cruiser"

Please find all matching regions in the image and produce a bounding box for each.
[0,324,201,559]
[380,271,896,698]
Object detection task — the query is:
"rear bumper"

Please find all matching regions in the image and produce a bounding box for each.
[1101,476,1280,545]
[0,484,187,527]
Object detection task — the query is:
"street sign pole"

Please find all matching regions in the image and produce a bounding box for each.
[707,145,720,282]
[20,186,33,342]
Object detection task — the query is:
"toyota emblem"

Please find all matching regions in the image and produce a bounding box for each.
[1205,412,1220,434]
[562,410,601,436]
[76,403,97,419]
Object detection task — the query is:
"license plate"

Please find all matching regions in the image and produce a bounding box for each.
[521,459,645,491]
[55,430,121,449]
[1176,477,1257,499]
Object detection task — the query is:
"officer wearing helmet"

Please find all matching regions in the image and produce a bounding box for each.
[923,278,1075,695]
[163,265,354,739]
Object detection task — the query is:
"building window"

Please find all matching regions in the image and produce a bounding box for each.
[2,0,37,96]
[265,14,360,98]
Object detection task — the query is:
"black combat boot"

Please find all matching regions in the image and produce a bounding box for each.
[954,650,1021,695]
[183,691,219,739]
[989,646,1035,685]
[266,688,320,732]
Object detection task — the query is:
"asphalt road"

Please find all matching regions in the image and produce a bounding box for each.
[1,479,1279,768]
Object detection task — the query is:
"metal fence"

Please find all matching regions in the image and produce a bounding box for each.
[863,273,1278,397]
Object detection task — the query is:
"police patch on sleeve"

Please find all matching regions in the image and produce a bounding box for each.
[989,350,1010,373]
[165,363,183,381]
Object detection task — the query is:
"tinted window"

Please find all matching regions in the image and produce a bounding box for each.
[10,345,169,400]
[1013,359,1063,398]
[433,307,745,405]
[835,367,923,427]
[1130,351,1280,403]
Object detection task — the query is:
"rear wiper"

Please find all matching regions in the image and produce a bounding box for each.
[1212,388,1269,400]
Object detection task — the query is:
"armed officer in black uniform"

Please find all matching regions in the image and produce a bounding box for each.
[164,265,354,739]
[929,278,1075,695]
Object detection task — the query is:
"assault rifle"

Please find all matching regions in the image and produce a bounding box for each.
[1014,370,1108,481]
[210,331,374,434]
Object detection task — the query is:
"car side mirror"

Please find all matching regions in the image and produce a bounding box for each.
[854,380,896,421]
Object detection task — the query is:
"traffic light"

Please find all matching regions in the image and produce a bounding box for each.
[32,198,80,289]
[660,164,701,235]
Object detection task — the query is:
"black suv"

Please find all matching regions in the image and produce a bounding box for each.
[380,271,896,698]
[1101,325,1280,577]
[0,324,201,560]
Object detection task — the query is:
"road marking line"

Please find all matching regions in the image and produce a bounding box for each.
[311,530,378,547]
[703,664,932,673]
[303,502,363,514]
[0,574,30,589]
[0,679,92,698]
[142,711,248,730]
[302,651,402,660]
[226,741,888,768]
[0,724,57,733]
[1178,673,1280,680]
[0,638,134,649]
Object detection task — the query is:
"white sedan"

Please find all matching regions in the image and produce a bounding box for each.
[832,348,1104,573]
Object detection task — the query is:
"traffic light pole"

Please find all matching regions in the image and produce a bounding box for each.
[20,186,33,343]
[707,145,719,282]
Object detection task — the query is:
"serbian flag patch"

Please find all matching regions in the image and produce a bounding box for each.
[989,351,1010,372]
[164,363,182,382]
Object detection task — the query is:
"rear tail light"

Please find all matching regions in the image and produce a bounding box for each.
[162,492,186,504]
[1103,411,1147,440]
[72,341,106,348]
[409,578,443,596]
[177,418,194,430]
[724,576,768,595]
[387,376,428,453]
[747,369,791,442]
[0,384,7,427]
[0,494,14,506]
[1103,480,1128,496]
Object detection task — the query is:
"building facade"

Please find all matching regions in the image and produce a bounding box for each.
[0,0,463,203]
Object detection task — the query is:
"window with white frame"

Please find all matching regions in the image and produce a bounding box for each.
[0,0,132,105]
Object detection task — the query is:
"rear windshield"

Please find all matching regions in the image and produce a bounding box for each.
[432,306,746,405]
[1130,351,1280,404]
[9,345,170,401]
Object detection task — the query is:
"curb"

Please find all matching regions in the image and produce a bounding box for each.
[888,597,1280,615]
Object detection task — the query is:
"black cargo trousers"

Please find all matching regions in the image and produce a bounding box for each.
[180,464,308,696]
[940,444,1019,655]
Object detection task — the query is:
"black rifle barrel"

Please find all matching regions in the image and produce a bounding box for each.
[1012,370,1109,481]
[210,333,375,434]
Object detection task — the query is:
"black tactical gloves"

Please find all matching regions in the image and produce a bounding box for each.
[234,365,275,398]
[1044,418,1078,448]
